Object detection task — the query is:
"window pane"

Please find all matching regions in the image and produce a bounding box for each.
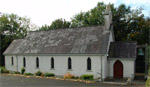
[51,57,54,69]
[68,58,72,69]
[23,57,26,67]
[36,58,39,68]
[87,58,91,70]
[12,57,13,65]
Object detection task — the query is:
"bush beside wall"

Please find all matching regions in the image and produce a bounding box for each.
[25,73,34,76]
[44,73,55,77]
[81,74,94,80]
[35,71,43,76]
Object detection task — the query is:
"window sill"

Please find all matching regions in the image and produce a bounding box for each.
[86,70,92,72]
[36,67,40,69]
[67,69,73,71]
[50,68,55,70]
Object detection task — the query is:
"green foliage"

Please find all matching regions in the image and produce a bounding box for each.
[39,24,50,31]
[44,73,55,77]
[71,2,105,28]
[0,13,31,66]
[50,18,70,29]
[35,71,43,76]
[72,76,79,79]
[39,18,70,30]
[21,67,25,74]
[14,71,20,74]
[148,46,150,70]
[146,77,150,87]
[24,73,33,76]
[81,74,94,80]
[0,67,9,73]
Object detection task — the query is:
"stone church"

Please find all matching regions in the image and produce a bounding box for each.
[3,7,137,81]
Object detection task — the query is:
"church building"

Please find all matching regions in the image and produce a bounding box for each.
[3,6,137,81]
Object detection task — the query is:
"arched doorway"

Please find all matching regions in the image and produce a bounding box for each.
[114,60,123,78]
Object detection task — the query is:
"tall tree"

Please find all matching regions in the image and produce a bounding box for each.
[70,3,149,45]
[0,13,31,66]
[71,2,106,28]
[39,18,70,30]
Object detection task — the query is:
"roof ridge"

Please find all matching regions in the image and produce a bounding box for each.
[28,25,104,33]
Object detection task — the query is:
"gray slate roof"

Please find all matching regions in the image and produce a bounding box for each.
[4,26,111,55]
[109,42,137,58]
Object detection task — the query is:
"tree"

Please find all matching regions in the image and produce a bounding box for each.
[50,18,70,29]
[39,24,50,31]
[70,3,149,45]
[112,5,150,44]
[0,13,31,66]
[71,2,105,28]
[39,18,70,30]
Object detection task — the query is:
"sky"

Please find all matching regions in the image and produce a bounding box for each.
[0,0,150,27]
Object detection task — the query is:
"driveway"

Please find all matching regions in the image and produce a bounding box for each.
[0,74,145,87]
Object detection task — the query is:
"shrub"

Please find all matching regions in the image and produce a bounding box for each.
[72,76,79,79]
[0,67,9,73]
[44,73,55,77]
[21,67,25,74]
[64,72,75,79]
[81,74,94,80]
[35,71,43,76]
[146,78,150,87]
[1,69,9,73]
[15,71,20,74]
[25,73,33,76]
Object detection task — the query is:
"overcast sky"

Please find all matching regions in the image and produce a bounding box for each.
[0,0,150,27]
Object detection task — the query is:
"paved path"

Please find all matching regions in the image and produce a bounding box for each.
[0,74,145,87]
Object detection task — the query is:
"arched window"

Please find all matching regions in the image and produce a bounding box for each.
[68,57,72,69]
[11,57,14,65]
[51,57,54,69]
[36,57,39,68]
[87,57,91,70]
[23,57,26,67]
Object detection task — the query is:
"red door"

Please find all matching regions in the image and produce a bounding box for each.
[114,60,123,78]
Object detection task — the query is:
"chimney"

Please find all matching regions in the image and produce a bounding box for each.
[104,4,112,30]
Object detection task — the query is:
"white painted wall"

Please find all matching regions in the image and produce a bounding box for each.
[109,58,135,78]
[5,55,17,71]
[102,55,109,79]
[5,55,109,79]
